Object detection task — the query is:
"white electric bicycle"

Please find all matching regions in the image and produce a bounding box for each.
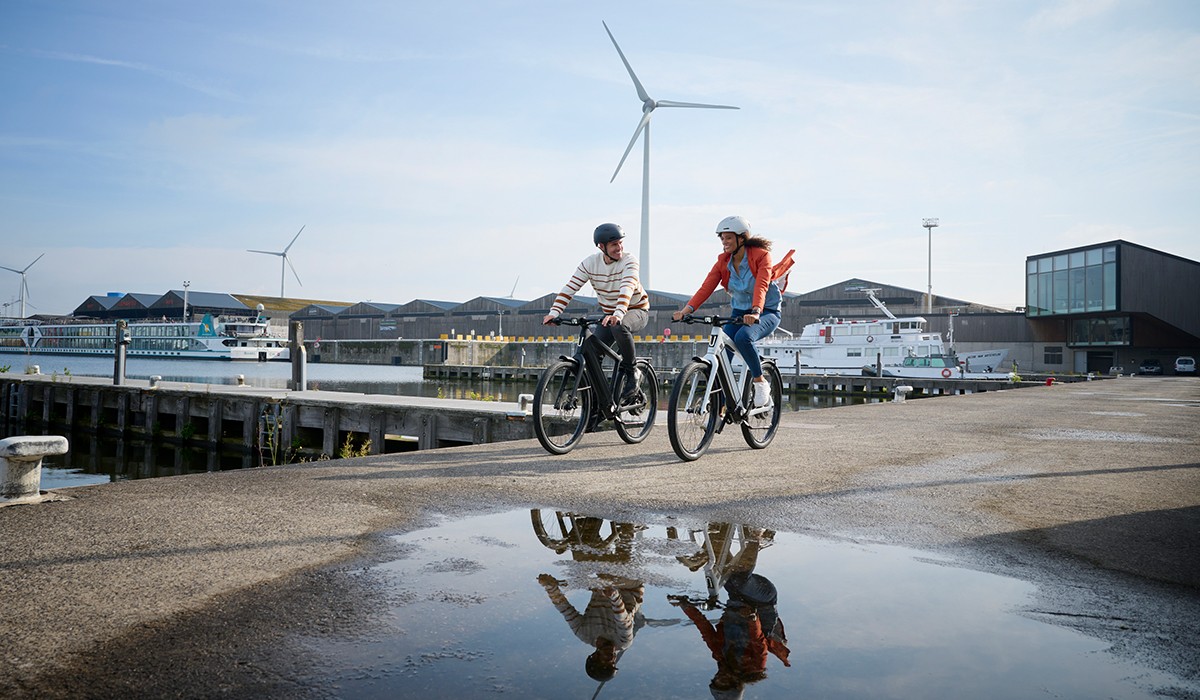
[667,315,783,462]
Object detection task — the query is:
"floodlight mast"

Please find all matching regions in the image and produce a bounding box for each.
[923,218,939,314]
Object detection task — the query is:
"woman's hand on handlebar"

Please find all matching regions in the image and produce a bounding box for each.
[601,314,620,327]
[672,305,692,322]
[542,314,559,325]
[742,312,761,326]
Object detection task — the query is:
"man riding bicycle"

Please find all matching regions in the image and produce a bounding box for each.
[543,223,650,404]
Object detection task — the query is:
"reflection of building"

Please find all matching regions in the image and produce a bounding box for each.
[1024,240,1200,374]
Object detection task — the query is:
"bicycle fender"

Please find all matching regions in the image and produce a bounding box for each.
[557,355,582,366]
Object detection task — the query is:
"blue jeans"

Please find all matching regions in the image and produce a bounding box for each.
[724,310,781,379]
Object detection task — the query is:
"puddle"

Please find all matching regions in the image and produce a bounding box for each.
[303,509,1185,699]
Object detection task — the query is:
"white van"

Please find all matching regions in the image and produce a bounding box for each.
[1175,356,1196,375]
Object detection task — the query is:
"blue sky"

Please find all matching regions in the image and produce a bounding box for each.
[2,0,1198,316]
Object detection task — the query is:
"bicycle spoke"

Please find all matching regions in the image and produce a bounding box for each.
[668,361,719,461]
[533,361,591,454]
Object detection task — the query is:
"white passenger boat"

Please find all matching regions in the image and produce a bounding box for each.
[0,313,290,361]
[757,289,1008,377]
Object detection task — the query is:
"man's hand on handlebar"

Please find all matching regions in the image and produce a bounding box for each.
[542,314,559,325]
[601,314,620,327]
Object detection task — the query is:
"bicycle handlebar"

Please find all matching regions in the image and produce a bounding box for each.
[677,314,746,326]
[547,316,604,327]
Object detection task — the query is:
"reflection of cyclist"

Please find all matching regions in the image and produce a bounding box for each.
[671,571,791,699]
[538,573,646,682]
[677,525,774,577]
[543,223,650,404]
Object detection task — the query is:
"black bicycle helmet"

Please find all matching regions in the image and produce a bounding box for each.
[594,223,625,246]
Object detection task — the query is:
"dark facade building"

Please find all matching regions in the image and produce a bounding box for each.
[1024,240,1199,373]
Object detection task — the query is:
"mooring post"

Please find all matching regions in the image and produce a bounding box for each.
[290,321,306,391]
[113,320,130,386]
[0,435,69,503]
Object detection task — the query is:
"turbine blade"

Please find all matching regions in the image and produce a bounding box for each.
[284,225,305,254]
[611,112,651,183]
[286,255,303,286]
[602,21,651,104]
[22,278,30,301]
[247,249,283,256]
[0,265,20,274]
[655,100,739,110]
[22,253,46,273]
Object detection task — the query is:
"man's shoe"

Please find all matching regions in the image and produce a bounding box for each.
[752,379,772,407]
[619,368,640,405]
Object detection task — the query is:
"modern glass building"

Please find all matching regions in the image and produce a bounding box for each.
[1026,240,1200,373]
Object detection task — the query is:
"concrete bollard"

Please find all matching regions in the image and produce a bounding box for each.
[236,375,246,386]
[0,435,70,503]
[518,393,535,413]
[893,385,913,403]
[149,375,162,388]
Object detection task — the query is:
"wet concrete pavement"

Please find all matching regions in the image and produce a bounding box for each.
[1,376,1198,698]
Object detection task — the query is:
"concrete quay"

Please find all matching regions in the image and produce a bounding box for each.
[0,377,1197,698]
[1,373,534,456]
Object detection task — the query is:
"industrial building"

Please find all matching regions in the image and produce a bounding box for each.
[44,239,1200,374]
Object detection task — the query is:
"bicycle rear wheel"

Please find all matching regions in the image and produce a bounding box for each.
[668,360,719,461]
[533,360,591,454]
[742,361,782,449]
[615,361,658,444]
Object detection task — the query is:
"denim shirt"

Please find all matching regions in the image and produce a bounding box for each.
[728,255,781,312]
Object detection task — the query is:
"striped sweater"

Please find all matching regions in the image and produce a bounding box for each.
[549,251,649,321]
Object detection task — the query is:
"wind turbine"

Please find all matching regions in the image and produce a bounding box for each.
[247,226,305,298]
[0,253,44,318]
[603,21,739,291]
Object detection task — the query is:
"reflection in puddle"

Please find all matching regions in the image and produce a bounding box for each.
[304,509,1182,699]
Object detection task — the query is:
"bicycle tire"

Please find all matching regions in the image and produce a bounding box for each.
[668,360,720,461]
[533,360,591,454]
[530,509,572,553]
[614,361,658,444]
[742,361,783,449]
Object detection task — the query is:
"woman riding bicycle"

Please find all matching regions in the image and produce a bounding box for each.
[544,223,649,404]
[672,216,782,408]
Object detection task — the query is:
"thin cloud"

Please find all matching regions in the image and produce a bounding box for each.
[24,47,239,101]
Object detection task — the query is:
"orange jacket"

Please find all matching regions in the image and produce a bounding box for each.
[686,245,774,313]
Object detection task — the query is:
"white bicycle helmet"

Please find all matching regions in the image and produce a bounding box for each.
[715,215,750,236]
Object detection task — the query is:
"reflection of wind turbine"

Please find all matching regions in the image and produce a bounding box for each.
[0,253,45,318]
[248,226,305,298]
[603,20,738,291]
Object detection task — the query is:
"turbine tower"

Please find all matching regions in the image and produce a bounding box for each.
[248,226,305,298]
[0,253,44,318]
[603,21,738,291]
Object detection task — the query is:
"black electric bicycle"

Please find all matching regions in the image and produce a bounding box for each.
[532,317,658,455]
[667,315,783,461]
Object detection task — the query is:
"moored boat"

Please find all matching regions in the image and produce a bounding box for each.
[0,312,289,361]
[757,289,1008,377]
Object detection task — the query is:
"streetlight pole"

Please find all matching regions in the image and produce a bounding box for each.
[922,218,939,314]
[183,280,191,321]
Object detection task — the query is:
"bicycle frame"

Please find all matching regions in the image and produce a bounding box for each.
[556,318,624,416]
[685,316,775,426]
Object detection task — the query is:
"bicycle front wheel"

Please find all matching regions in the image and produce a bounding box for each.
[533,360,592,455]
[615,361,658,444]
[668,360,719,461]
[742,361,783,449]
